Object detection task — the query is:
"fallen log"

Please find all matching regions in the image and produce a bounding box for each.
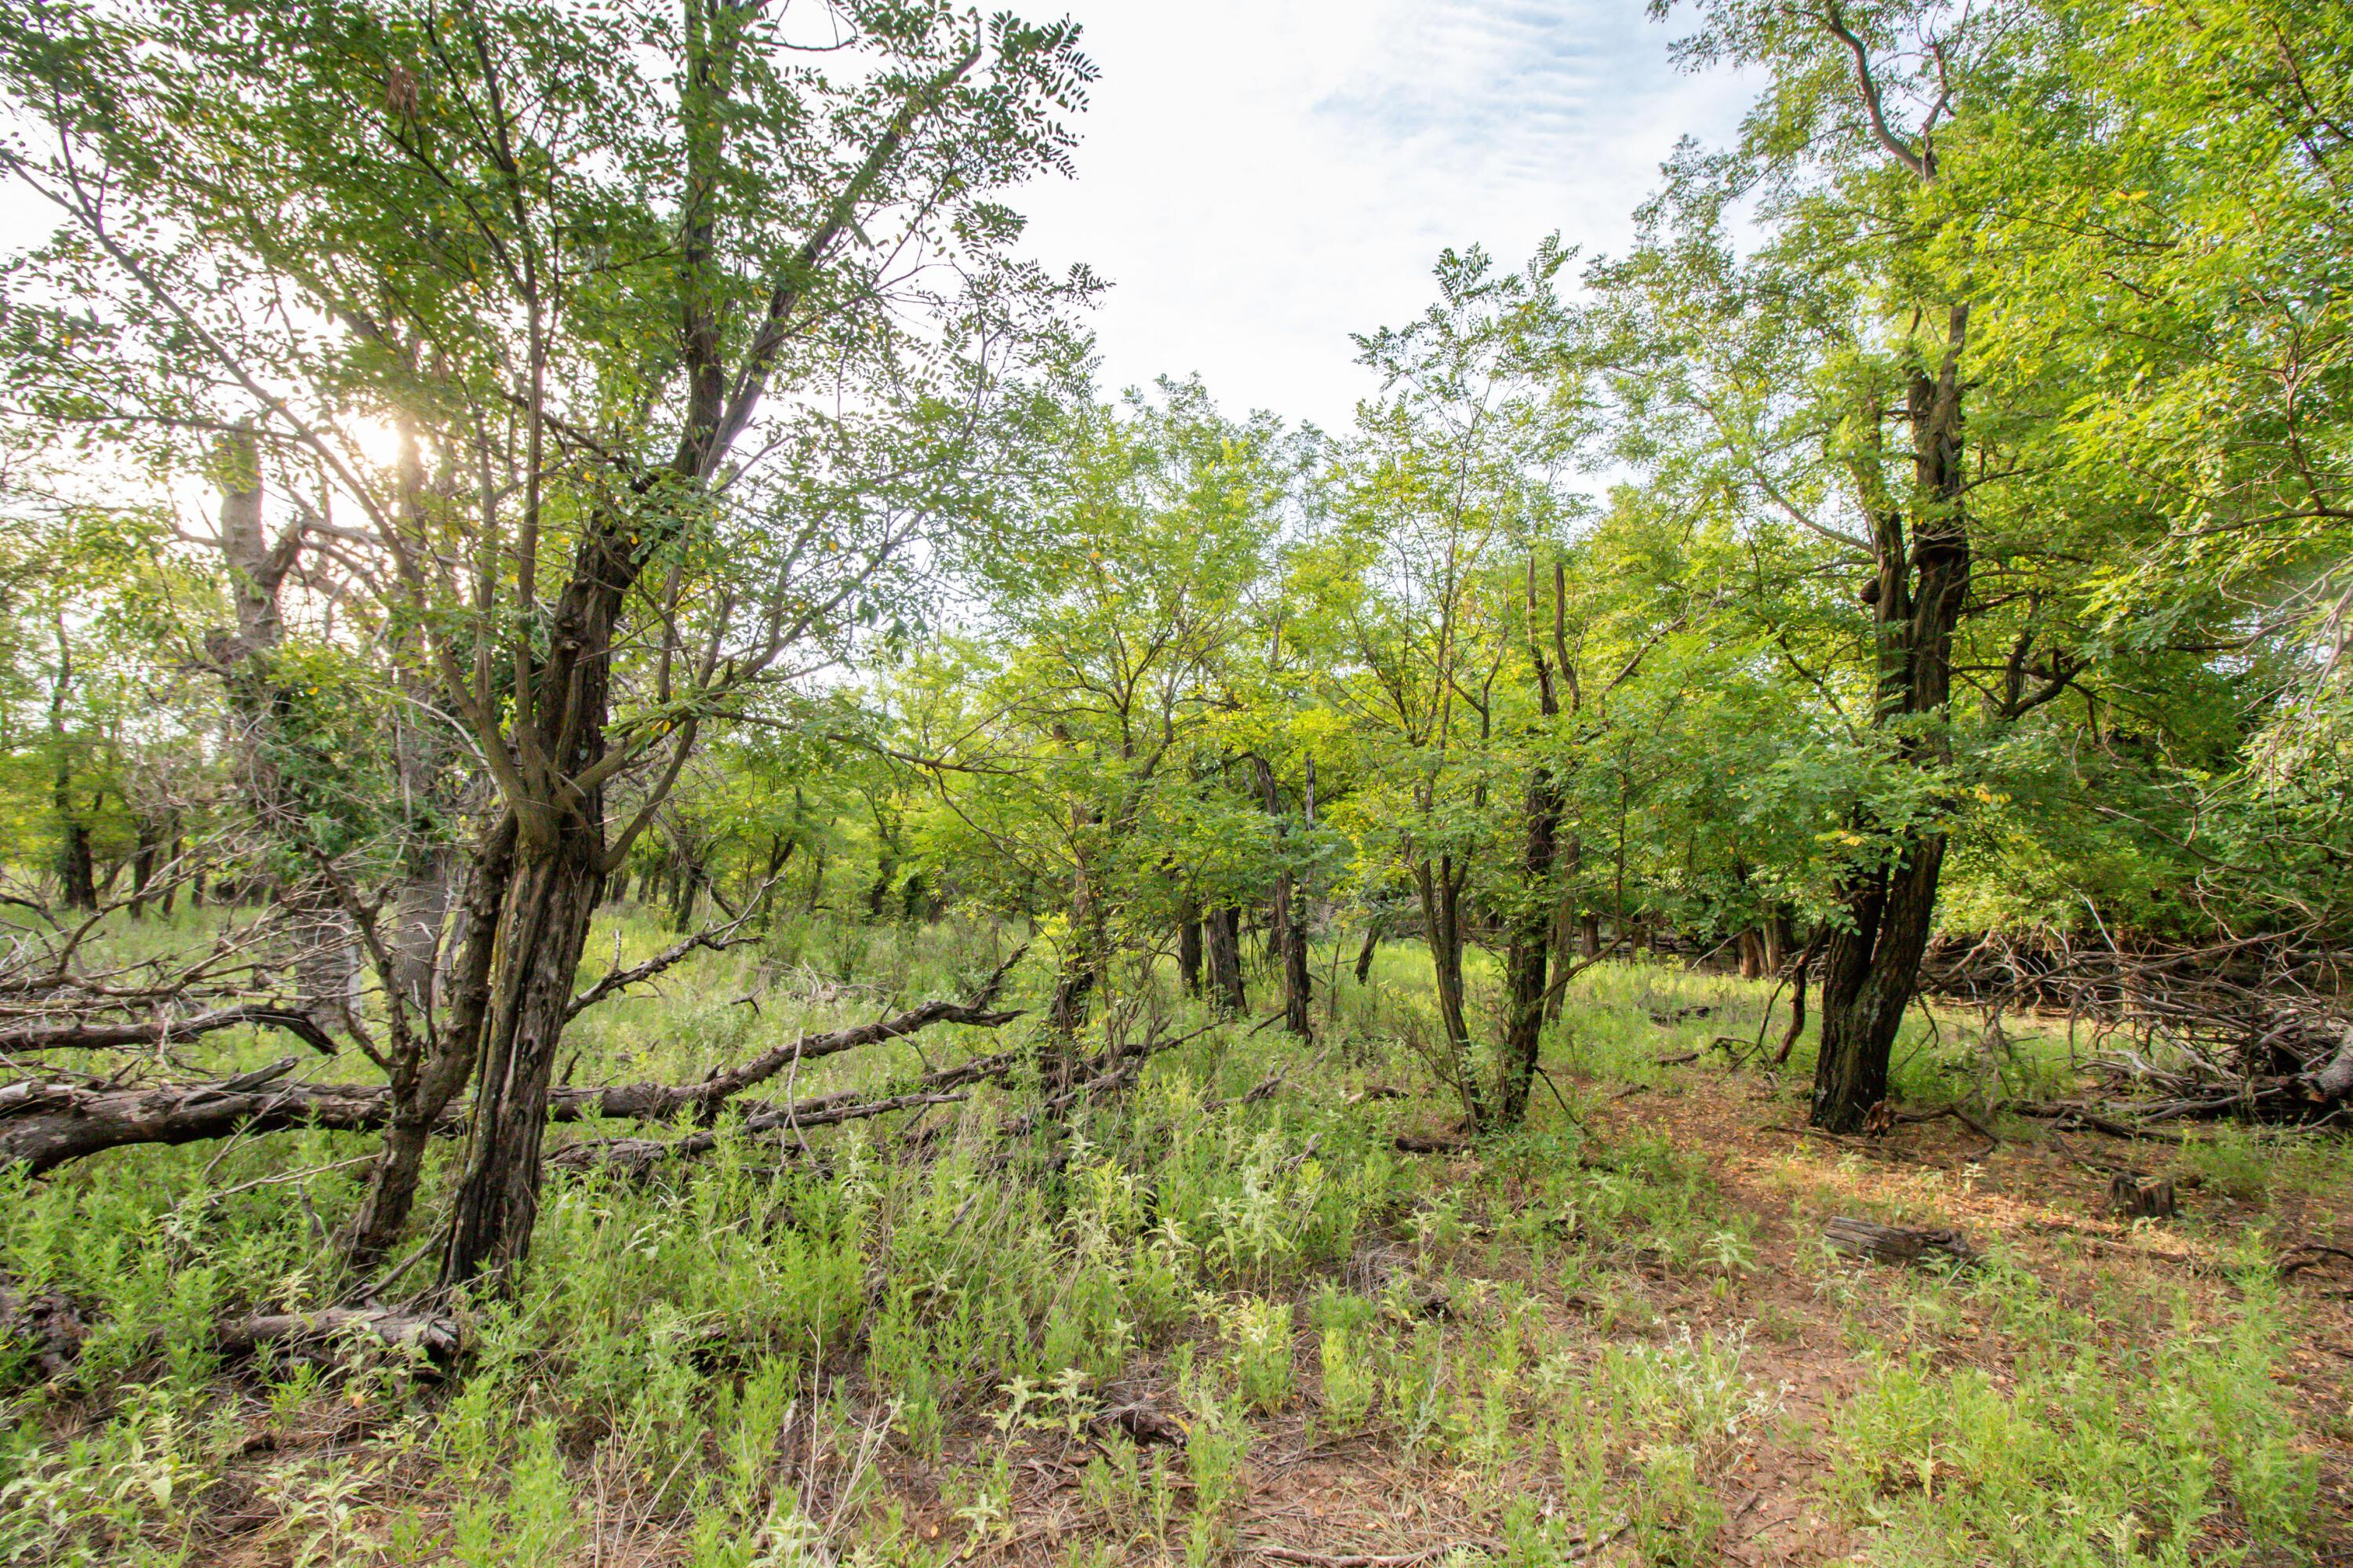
[0,961,1024,1176]
[1823,1216,1977,1268]
[212,1307,460,1365]
[549,1072,1005,1177]
[1,1286,456,1378]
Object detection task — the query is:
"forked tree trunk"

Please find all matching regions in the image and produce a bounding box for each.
[439,820,606,1289]
[1738,930,1766,980]
[1498,554,1565,1129]
[1813,310,1970,1133]
[340,816,515,1268]
[1253,755,1313,1039]
[1413,853,1480,1126]
[435,501,642,1291]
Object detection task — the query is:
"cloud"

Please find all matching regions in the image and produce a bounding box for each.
[1011,0,1757,431]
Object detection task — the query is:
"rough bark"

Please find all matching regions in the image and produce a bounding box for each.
[1813,307,1971,1133]
[1737,930,1766,981]
[1773,934,1821,1067]
[49,615,96,911]
[1205,904,1246,1017]
[1177,897,1204,997]
[1823,1216,1976,1268]
[3,962,1019,1179]
[1497,554,1566,1129]
[0,1005,338,1057]
[338,814,515,1268]
[1253,755,1313,1040]
[438,817,607,1290]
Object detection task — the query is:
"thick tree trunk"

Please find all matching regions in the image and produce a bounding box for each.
[1497,791,1561,1127]
[56,816,96,911]
[1205,904,1246,1017]
[1046,806,1102,1035]
[1765,908,1793,973]
[864,856,896,921]
[1177,898,1204,997]
[438,823,606,1290]
[1738,930,1766,980]
[1813,844,1945,1127]
[159,838,184,916]
[49,616,95,912]
[129,827,161,918]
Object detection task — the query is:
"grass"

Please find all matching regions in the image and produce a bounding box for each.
[0,908,2346,1565]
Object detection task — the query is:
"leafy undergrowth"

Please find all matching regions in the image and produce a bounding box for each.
[2,914,2347,1566]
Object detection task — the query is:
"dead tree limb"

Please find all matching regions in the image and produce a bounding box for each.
[0,956,1027,1176]
[0,1003,340,1056]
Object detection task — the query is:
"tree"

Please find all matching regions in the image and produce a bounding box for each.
[1318,243,1580,1126]
[0,0,1092,1286]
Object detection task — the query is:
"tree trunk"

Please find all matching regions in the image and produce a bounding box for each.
[1177,898,1204,996]
[1497,802,1560,1127]
[49,616,96,912]
[1253,756,1313,1039]
[1773,933,1820,1067]
[1497,553,1565,1129]
[129,827,161,918]
[438,820,605,1290]
[55,817,96,911]
[1813,307,1970,1133]
[864,855,896,921]
[1765,908,1793,973]
[673,857,705,932]
[1738,929,1766,980]
[1046,797,1103,1035]
[340,816,515,1268]
[1205,904,1246,1017]
[1413,853,1480,1126]
[1354,913,1382,985]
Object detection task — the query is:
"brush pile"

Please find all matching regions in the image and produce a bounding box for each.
[1921,930,2353,1122]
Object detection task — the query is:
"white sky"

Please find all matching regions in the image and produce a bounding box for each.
[1016,0,1758,433]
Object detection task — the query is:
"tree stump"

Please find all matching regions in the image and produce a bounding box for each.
[2106,1173,2177,1219]
[1823,1217,1977,1268]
